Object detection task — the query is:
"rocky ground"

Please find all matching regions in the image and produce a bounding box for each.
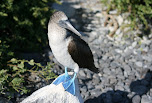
[1,0,152,103]
[51,0,152,103]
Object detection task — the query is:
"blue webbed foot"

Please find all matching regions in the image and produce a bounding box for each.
[63,73,77,95]
[53,67,71,85]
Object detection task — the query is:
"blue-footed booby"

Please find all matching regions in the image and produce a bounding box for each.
[48,11,99,95]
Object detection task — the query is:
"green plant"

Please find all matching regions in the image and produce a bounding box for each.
[0,0,58,52]
[101,0,152,30]
[0,0,59,100]
[0,57,57,98]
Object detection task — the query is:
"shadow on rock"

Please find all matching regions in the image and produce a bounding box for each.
[85,71,152,103]
[85,90,131,103]
[130,70,152,96]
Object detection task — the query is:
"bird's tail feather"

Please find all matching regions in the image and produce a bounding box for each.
[90,66,99,73]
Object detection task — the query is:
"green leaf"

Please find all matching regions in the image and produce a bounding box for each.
[10,58,17,63]
[36,63,41,67]
[29,59,34,65]
[13,66,18,71]
[17,62,24,68]
[11,78,23,86]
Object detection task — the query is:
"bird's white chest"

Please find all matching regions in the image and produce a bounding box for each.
[49,38,76,69]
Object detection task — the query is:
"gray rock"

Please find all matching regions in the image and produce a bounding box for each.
[92,77,101,85]
[109,78,117,84]
[103,68,111,75]
[90,89,101,97]
[150,89,152,96]
[142,55,152,62]
[123,64,131,75]
[110,62,119,68]
[135,61,143,68]
[141,95,152,103]
[124,49,133,57]
[102,55,108,61]
[79,70,86,77]
[87,82,95,90]
[115,85,124,91]
[132,95,141,103]
[132,41,137,48]
[101,77,110,86]
[80,86,87,93]
[115,49,123,54]
[95,84,102,89]
[127,92,136,99]
[86,71,92,79]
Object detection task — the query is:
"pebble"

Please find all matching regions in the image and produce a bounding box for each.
[141,95,152,103]
[135,61,143,68]
[79,70,86,77]
[132,95,141,103]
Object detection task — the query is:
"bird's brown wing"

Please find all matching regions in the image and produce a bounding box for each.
[68,35,98,73]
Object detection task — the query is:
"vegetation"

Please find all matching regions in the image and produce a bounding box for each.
[0,0,58,99]
[101,0,152,30]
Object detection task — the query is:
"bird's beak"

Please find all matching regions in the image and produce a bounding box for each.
[58,20,82,37]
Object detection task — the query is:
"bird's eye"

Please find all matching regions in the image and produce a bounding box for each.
[58,20,68,28]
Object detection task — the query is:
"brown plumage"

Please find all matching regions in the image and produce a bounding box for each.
[67,32,99,73]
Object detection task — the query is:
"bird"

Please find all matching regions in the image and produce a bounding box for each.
[47,11,99,95]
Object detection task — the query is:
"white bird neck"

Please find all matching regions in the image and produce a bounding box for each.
[48,22,67,44]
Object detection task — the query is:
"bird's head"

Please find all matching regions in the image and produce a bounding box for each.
[50,11,82,37]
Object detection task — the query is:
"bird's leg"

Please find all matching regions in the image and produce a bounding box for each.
[64,67,71,82]
[62,72,77,95]
[53,67,71,85]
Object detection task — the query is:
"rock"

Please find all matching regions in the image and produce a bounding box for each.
[93,77,101,85]
[112,92,123,103]
[109,10,118,14]
[141,80,149,86]
[90,89,101,97]
[103,68,111,75]
[117,15,123,26]
[109,78,117,84]
[79,70,86,77]
[142,55,152,62]
[86,71,92,79]
[115,49,123,54]
[131,85,148,95]
[101,77,109,86]
[103,93,113,103]
[102,55,108,61]
[110,62,119,68]
[127,92,136,99]
[135,61,143,68]
[0,97,13,103]
[141,95,152,103]
[80,86,87,93]
[87,83,95,90]
[132,95,141,103]
[115,85,124,91]
[132,41,137,48]
[150,89,152,96]
[123,64,131,74]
